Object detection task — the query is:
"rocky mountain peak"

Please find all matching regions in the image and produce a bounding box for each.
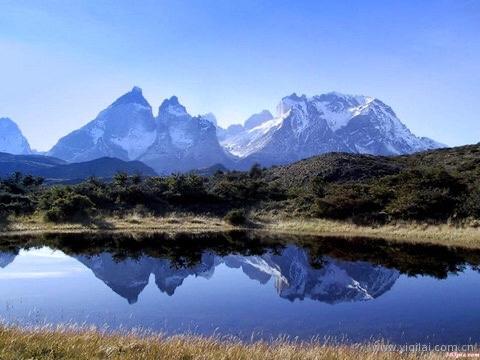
[158,96,188,118]
[201,113,218,126]
[0,117,32,155]
[110,86,151,109]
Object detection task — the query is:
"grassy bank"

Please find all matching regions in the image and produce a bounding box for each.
[0,327,452,360]
[260,217,480,249]
[1,213,479,249]
[1,213,234,235]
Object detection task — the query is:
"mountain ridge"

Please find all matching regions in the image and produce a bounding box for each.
[2,88,446,174]
[221,92,445,169]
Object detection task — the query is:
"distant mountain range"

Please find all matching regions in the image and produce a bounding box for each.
[0,152,156,182]
[220,93,444,168]
[47,87,231,174]
[1,87,446,175]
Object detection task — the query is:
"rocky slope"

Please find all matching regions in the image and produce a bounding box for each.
[221,93,444,169]
[139,96,232,174]
[0,118,32,155]
[48,88,231,174]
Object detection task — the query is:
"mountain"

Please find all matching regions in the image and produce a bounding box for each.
[216,110,273,143]
[75,254,154,304]
[244,110,274,130]
[75,252,218,303]
[0,152,67,178]
[48,88,231,174]
[49,87,156,163]
[223,246,399,304]
[0,118,32,155]
[74,245,399,304]
[220,93,444,168]
[138,96,232,174]
[0,251,18,268]
[0,152,156,181]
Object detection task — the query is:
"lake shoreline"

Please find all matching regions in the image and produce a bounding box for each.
[1,214,479,249]
[0,326,452,360]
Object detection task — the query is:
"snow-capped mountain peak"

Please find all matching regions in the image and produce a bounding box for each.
[110,86,151,109]
[45,87,445,172]
[220,91,444,167]
[0,118,32,155]
[276,93,308,117]
[48,88,230,173]
[49,87,156,162]
[158,96,188,118]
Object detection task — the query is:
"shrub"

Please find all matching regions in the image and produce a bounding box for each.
[383,168,466,221]
[40,188,96,223]
[224,209,247,226]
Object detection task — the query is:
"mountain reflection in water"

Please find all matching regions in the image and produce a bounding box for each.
[1,231,480,343]
[74,247,399,304]
[0,231,478,304]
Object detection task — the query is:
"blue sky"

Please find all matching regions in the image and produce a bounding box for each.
[0,0,479,151]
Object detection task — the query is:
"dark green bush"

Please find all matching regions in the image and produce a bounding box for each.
[39,188,96,223]
[224,209,247,226]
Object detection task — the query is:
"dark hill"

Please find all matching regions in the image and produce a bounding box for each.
[0,153,157,181]
[266,144,480,188]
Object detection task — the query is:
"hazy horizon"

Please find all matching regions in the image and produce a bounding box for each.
[1,0,479,151]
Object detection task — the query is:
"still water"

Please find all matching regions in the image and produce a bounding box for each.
[0,231,479,344]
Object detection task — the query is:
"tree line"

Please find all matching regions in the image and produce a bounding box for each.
[0,159,479,225]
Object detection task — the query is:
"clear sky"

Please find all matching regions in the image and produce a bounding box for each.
[0,0,479,151]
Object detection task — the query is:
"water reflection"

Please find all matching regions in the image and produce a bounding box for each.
[1,231,479,305]
[74,248,400,304]
[1,231,480,343]
[0,251,17,268]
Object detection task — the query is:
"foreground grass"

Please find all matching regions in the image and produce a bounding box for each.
[260,217,480,249]
[0,327,453,360]
[1,213,479,249]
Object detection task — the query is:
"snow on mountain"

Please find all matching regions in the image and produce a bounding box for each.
[48,87,156,162]
[0,118,32,155]
[75,252,219,302]
[244,110,274,130]
[45,88,444,172]
[47,88,230,174]
[217,110,273,145]
[201,113,218,126]
[217,124,244,142]
[74,246,399,304]
[222,117,285,158]
[225,246,399,303]
[221,92,444,168]
[138,96,232,174]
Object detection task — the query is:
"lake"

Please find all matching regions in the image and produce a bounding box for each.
[0,231,479,344]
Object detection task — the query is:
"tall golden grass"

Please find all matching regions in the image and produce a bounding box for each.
[2,213,479,249]
[0,326,453,360]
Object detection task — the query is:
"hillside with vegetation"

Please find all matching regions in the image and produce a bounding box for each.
[0,144,479,227]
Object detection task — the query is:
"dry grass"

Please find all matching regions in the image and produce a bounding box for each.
[1,213,480,249]
[0,326,454,360]
[260,217,480,249]
[1,213,233,236]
